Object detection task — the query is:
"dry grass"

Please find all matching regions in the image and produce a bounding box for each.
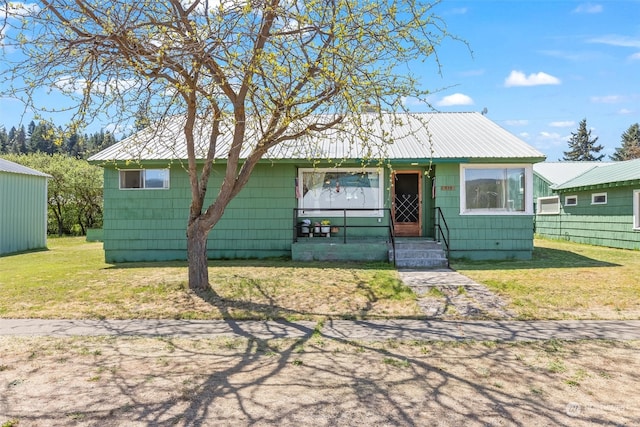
[0,237,421,320]
[1,335,638,425]
[452,237,640,320]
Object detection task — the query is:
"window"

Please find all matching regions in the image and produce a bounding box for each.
[119,169,170,189]
[564,195,577,206]
[537,196,560,215]
[460,165,533,214]
[634,190,640,231]
[298,168,383,216]
[591,192,607,205]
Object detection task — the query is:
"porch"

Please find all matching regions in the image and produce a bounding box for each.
[291,208,450,268]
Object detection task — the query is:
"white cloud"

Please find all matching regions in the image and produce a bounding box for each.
[1,2,40,17]
[402,96,430,108]
[539,50,601,62]
[590,95,625,104]
[504,120,529,126]
[54,76,139,97]
[572,3,603,14]
[588,35,640,48]
[539,131,562,139]
[447,7,468,15]
[519,132,530,139]
[618,108,634,115]
[436,93,474,106]
[537,131,568,147]
[630,52,640,60]
[549,121,575,128]
[459,69,485,77]
[504,70,561,87]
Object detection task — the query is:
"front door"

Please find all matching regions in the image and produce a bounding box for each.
[393,171,422,237]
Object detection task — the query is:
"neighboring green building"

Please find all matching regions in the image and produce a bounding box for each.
[89,112,546,264]
[0,158,51,255]
[534,160,640,250]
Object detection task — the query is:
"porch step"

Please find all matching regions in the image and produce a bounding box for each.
[390,239,448,269]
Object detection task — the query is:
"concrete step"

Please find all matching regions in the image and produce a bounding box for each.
[395,257,449,268]
[392,249,446,259]
[393,240,443,250]
[389,239,449,269]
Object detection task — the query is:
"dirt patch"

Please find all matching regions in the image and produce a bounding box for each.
[1,336,638,426]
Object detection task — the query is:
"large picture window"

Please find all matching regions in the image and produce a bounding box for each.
[298,168,383,216]
[460,165,532,215]
[119,169,170,189]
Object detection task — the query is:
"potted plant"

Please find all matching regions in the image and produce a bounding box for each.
[320,219,331,234]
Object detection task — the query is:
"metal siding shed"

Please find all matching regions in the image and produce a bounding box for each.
[0,158,51,255]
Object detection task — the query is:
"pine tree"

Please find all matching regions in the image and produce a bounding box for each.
[562,118,604,161]
[610,123,640,161]
[0,127,7,153]
[15,125,27,154]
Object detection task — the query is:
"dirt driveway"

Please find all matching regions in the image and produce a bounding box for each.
[1,335,638,426]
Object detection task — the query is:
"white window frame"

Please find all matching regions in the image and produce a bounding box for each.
[297,167,384,217]
[564,195,578,206]
[591,192,607,205]
[460,164,534,215]
[537,196,560,215]
[633,190,640,231]
[119,169,170,190]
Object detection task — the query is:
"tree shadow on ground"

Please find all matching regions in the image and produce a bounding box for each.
[452,246,619,271]
[3,322,637,426]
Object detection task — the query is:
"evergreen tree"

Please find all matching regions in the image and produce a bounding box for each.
[610,123,640,161]
[562,118,604,161]
[14,125,27,154]
[29,122,58,154]
[7,127,17,153]
[0,127,7,153]
[27,120,36,140]
[65,131,81,158]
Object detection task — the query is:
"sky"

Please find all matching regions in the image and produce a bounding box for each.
[1,0,639,162]
[412,0,640,161]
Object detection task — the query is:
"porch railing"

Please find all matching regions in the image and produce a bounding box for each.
[434,207,450,268]
[293,208,396,264]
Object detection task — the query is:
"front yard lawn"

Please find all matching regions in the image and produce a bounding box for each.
[452,237,640,320]
[2,236,638,320]
[0,237,421,320]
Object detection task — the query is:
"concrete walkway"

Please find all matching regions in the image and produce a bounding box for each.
[2,318,640,341]
[399,269,516,318]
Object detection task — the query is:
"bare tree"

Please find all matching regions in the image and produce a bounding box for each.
[1,0,455,290]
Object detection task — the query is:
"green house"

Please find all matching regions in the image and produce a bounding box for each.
[534,160,640,250]
[89,112,546,264]
[0,158,51,255]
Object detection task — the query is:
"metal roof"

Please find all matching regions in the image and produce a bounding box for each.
[88,112,545,163]
[533,162,613,186]
[553,158,640,190]
[0,158,51,178]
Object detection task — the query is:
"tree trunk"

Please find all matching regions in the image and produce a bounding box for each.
[187,220,210,292]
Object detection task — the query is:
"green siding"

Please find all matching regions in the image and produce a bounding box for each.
[103,163,297,262]
[536,186,640,250]
[102,161,535,262]
[435,163,534,260]
[0,172,48,255]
